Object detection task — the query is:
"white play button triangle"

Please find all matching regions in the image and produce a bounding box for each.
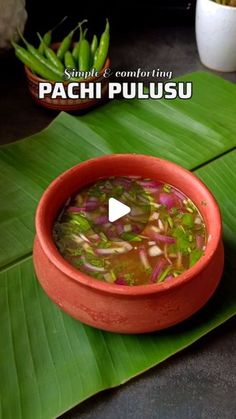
[108,198,131,222]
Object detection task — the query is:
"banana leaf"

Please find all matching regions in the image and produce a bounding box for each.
[1,72,236,269]
[0,72,236,418]
[1,150,236,419]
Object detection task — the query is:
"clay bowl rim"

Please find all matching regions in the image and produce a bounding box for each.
[35,154,222,296]
[24,42,110,84]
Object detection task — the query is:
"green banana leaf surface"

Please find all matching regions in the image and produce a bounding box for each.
[0,72,236,418]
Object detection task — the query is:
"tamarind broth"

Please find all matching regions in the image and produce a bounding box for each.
[53,177,206,286]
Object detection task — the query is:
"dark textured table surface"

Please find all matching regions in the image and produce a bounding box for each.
[1,24,235,419]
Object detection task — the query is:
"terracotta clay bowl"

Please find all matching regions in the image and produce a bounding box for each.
[33,154,224,334]
[24,43,110,111]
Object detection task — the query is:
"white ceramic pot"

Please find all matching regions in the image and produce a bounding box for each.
[196,0,236,72]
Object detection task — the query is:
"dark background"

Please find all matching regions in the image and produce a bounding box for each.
[24,1,196,42]
[1,1,236,418]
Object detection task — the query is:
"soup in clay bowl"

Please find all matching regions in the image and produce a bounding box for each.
[33,154,224,333]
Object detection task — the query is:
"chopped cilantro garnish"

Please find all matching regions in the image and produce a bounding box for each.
[124,273,135,285]
[86,254,105,268]
[73,259,83,268]
[172,226,190,253]
[67,248,83,256]
[67,213,91,232]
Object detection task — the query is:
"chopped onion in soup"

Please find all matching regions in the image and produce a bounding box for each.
[53,177,206,286]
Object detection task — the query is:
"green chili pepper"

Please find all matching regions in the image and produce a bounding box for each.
[90,35,98,69]
[72,42,79,61]
[38,32,51,55]
[93,19,109,71]
[37,33,64,72]
[79,38,91,72]
[38,16,67,55]
[72,19,87,61]
[12,42,60,81]
[91,34,98,59]
[77,28,89,70]
[64,51,76,68]
[57,21,82,61]
[157,266,172,283]
[18,32,63,79]
[93,47,99,65]
[83,28,88,39]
